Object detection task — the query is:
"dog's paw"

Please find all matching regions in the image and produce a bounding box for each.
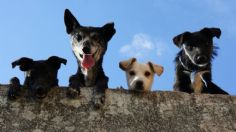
[69,75,82,88]
[66,87,80,99]
[7,77,21,100]
[93,93,105,109]
[7,88,17,100]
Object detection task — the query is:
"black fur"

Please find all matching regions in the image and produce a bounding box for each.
[64,9,115,98]
[172,27,229,95]
[7,77,21,100]
[8,56,67,99]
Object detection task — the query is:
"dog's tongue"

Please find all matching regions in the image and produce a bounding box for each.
[82,54,95,69]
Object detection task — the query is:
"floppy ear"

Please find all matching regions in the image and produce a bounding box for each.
[12,57,34,71]
[47,56,67,70]
[173,32,191,48]
[200,27,221,39]
[64,9,80,34]
[148,62,164,76]
[119,58,136,71]
[101,22,116,42]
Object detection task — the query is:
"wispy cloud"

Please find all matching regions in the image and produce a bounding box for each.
[120,33,167,59]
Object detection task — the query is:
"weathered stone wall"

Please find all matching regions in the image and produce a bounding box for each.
[0,85,235,132]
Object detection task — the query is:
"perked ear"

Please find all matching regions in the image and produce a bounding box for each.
[173,32,191,48]
[119,58,136,71]
[47,56,67,70]
[12,57,34,71]
[64,9,80,34]
[101,22,116,42]
[200,27,221,39]
[148,62,164,76]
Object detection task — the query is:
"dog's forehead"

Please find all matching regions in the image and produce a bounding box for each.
[189,32,212,42]
[75,26,101,35]
[185,34,211,47]
[131,62,151,72]
[31,61,51,70]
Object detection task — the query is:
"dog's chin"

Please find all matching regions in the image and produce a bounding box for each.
[195,62,208,67]
[36,94,46,99]
[129,86,145,92]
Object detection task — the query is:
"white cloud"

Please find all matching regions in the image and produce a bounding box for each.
[120,33,167,58]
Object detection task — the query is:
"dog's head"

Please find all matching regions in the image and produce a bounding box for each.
[119,58,164,91]
[173,27,221,67]
[64,9,116,70]
[12,56,67,98]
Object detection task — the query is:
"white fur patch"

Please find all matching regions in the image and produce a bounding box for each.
[25,71,31,77]
[200,74,208,87]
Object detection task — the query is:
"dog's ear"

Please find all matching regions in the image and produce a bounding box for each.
[64,9,80,34]
[200,27,221,39]
[101,22,116,42]
[47,56,67,70]
[12,57,34,71]
[173,32,191,48]
[148,62,164,76]
[119,58,136,71]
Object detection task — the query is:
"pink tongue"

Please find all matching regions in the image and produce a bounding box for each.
[82,54,95,69]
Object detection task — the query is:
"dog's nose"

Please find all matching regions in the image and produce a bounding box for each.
[195,55,207,64]
[82,46,90,54]
[135,81,144,90]
[36,87,46,97]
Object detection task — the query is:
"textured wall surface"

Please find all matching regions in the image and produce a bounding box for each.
[0,85,235,132]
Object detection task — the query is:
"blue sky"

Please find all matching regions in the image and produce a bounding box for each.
[0,0,235,95]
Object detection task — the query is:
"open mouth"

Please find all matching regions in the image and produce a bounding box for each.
[80,53,96,69]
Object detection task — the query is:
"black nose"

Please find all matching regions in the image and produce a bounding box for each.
[195,55,207,64]
[82,46,90,54]
[135,81,144,90]
[36,87,45,97]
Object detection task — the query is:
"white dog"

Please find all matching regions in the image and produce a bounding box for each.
[119,58,164,91]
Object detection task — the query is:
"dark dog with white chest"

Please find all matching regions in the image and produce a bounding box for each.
[172,27,229,94]
[64,9,116,98]
[8,56,67,99]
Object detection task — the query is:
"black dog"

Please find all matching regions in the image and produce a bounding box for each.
[8,56,67,99]
[172,27,228,94]
[64,9,116,98]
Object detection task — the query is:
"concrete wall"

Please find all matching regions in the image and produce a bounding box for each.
[0,85,235,132]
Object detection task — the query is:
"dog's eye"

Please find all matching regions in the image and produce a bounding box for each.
[144,71,151,77]
[76,34,82,41]
[129,71,135,76]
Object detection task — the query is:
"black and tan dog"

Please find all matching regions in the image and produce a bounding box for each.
[64,9,116,98]
[8,56,67,99]
[172,27,228,94]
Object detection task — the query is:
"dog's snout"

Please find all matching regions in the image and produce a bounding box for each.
[195,55,207,64]
[135,81,144,90]
[36,87,46,97]
[82,46,90,54]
